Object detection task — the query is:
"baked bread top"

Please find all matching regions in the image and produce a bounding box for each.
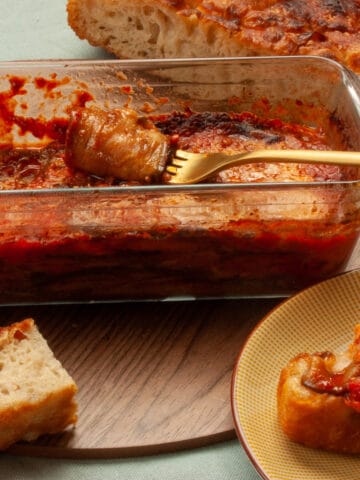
[67,0,360,72]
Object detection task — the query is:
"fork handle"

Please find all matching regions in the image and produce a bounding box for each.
[214,149,360,169]
[194,149,360,182]
[169,149,360,184]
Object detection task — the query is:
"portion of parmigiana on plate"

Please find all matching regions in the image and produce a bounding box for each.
[278,324,360,454]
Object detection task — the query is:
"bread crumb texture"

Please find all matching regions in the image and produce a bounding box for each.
[0,319,77,450]
[67,0,360,72]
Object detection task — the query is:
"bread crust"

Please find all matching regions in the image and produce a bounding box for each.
[67,0,360,72]
[0,386,77,450]
[277,328,360,454]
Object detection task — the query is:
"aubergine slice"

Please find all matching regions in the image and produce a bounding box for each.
[65,105,169,183]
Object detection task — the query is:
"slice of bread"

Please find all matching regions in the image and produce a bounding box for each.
[66,0,271,59]
[0,318,77,450]
[67,0,360,73]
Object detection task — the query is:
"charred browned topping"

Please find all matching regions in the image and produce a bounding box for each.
[152,110,352,183]
[174,0,360,30]
[153,110,305,146]
[197,0,360,33]
[167,0,360,69]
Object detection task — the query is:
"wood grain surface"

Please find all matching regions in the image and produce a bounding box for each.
[2,299,280,458]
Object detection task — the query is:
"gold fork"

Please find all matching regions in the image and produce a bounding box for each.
[165,149,360,184]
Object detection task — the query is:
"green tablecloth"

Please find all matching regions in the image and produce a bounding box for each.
[1,441,261,479]
[0,2,264,478]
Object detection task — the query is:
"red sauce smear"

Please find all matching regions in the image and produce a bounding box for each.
[302,353,360,412]
[0,75,93,146]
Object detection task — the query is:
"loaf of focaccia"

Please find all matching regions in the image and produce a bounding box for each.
[67,0,360,73]
[277,324,360,454]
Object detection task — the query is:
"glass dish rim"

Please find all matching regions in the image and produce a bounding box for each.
[0,179,359,197]
[0,54,355,69]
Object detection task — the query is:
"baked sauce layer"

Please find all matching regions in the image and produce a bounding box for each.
[0,109,354,189]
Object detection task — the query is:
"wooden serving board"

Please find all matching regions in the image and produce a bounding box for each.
[3,299,280,458]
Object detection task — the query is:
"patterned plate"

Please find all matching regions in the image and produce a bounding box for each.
[231,269,360,480]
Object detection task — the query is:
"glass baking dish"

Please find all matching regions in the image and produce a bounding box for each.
[0,56,360,304]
